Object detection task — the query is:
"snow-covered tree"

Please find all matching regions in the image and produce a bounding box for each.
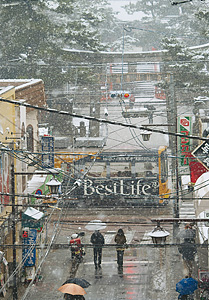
[0,0,118,88]
[159,36,209,98]
[123,0,209,51]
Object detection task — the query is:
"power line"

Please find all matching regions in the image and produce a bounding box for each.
[0,97,207,142]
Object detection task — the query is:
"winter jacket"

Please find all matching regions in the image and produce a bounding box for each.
[115,232,126,250]
[178,241,197,261]
[90,231,104,247]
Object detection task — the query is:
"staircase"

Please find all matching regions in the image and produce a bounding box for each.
[179,199,196,219]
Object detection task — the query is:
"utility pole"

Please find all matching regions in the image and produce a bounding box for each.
[11,163,18,299]
[166,74,179,238]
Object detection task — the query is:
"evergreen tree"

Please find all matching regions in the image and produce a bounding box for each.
[0,0,118,88]
[123,0,208,50]
[159,36,209,98]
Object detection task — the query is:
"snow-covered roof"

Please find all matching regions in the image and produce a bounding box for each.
[62,47,166,55]
[0,79,43,90]
[23,207,44,220]
[0,86,14,95]
[24,169,59,194]
[62,48,94,54]
[190,43,209,50]
[25,174,47,194]
[15,79,43,91]
[63,42,209,56]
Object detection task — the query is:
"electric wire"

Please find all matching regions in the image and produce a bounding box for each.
[0,96,207,142]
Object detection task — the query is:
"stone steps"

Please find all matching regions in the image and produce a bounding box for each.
[179,200,196,219]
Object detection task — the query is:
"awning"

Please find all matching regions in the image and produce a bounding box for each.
[23,207,44,220]
[194,172,209,205]
[194,172,209,243]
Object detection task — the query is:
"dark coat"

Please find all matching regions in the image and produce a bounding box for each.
[90,231,104,247]
[178,241,197,261]
[115,230,126,250]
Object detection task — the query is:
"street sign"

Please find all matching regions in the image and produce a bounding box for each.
[192,141,209,170]
[22,229,37,267]
[35,189,42,196]
[35,189,43,199]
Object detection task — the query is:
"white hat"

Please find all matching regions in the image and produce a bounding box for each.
[71,233,78,239]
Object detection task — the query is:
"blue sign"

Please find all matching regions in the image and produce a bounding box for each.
[41,136,54,168]
[22,229,37,267]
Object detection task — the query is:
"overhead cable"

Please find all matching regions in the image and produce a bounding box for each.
[0,97,207,142]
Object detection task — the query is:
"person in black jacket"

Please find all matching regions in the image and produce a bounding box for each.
[178,239,197,277]
[90,230,105,269]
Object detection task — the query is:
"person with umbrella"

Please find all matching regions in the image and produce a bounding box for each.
[176,276,198,300]
[114,228,127,270]
[178,224,197,277]
[62,278,90,288]
[58,283,87,300]
[178,239,197,276]
[90,229,105,269]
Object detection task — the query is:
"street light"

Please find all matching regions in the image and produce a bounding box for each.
[148,221,170,244]
[141,130,152,141]
[46,177,61,196]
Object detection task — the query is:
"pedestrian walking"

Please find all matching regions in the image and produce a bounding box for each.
[114,228,127,269]
[178,240,197,277]
[90,230,105,269]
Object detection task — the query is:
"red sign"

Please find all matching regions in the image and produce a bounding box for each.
[180,119,190,127]
[22,230,29,238]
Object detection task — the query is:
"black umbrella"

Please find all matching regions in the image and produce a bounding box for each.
[62,278,91,288]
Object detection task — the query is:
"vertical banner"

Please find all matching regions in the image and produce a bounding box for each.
[178,116,192,166]
[22,229,37,267]
[41,136,54,168]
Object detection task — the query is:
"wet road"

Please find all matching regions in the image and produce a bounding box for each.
[10,206,195,300]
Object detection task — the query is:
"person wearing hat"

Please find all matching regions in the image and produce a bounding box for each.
[69,233,82,259]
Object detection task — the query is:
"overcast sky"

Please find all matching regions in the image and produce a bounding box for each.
[109,0,143,21]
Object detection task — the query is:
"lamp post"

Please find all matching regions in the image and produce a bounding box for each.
[148,221,170,245]
[46,177,61,196]
[141,130,152,141]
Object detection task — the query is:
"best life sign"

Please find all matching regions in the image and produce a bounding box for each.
[22,229,37,267]
[178,116,192,166]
